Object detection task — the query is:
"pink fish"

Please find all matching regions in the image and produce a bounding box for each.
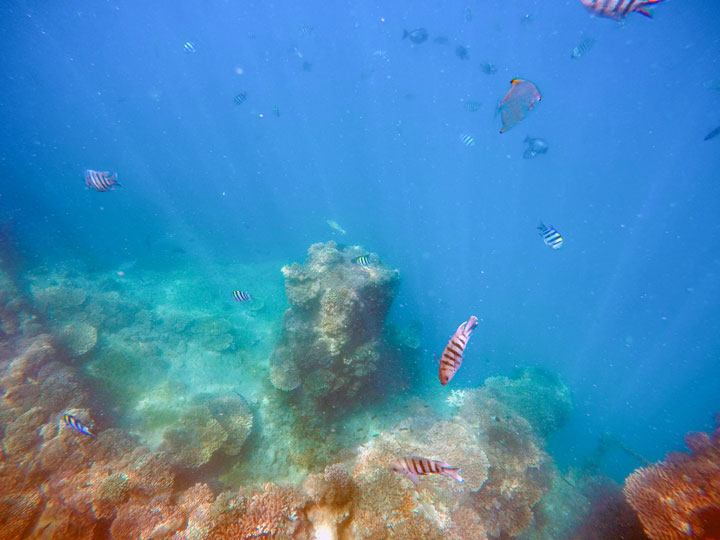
[438,315,478,385]
[498,79,541,134]
[391,456,464,486]
[580,0,664,20]
[85,169,120,192]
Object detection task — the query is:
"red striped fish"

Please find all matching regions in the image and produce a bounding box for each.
[438,315,478,385]
[580,0,664,20]
[391,456,464,486]
[85,169,120,192]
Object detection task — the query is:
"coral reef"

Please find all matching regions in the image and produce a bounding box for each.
[269,242,399,402]
[159,393,253,469]
[482,367,573,439]
[624,415,720,540]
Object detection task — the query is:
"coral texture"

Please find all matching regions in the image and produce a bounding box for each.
[624,416,720,540]
[269,242,399,402]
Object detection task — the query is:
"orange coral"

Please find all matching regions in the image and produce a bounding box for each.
[624,417,720,540]
[210,483,309,539]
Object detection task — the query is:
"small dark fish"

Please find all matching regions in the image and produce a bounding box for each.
[301,61,313,72]
[459,134,475,147]
[538,222,563,250]
[183,41,196,53]
[581,0,664,20]
[391,456,464,486]
[402,28,429,45]
[399,427,409,431]
[480,62,497,75]
[464,101,482,112]
[571,38,595,59]
[433,36,449,45]
[464,7,473,22]
[523,136,549,159]
[232,290,252,302]
[234,92,248,105]
[704,126,720,141]
[455,45,470,60]
[354,255,371,267]
[62,414,95,437]
[85,169,120,192]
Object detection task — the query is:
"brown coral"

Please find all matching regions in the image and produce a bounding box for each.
[624,418,720,540]
[271,241,399,403]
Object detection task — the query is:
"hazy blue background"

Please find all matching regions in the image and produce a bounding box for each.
[1,0,719,480]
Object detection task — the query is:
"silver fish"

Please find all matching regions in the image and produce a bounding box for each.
[523,136,549,159]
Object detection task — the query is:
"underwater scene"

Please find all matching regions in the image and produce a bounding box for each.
[1,0,719,539]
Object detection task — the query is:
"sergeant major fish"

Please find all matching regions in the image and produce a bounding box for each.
[538,222,563,249]
[62,414,96,437]
[232,290,252,302]
[438,315,478,385]
[85,169,120,192]
[571,38,595,59]
[580,0,664,20]
[354,255,371,267]
[391,456,464,486]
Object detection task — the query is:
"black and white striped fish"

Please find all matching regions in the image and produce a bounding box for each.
[459,134,475,147]
[438,316,478,385]
[183,41,196,53]
[234,92,248,105]
[580,0,664,20]
[538,222,563,250]
[85,169,120,192]
[354,255,371,267]
[232,290,252,302]
[62,414,96,437]
[391,456,464,486]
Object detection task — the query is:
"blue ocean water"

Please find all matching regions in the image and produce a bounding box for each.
[1,0,719,493]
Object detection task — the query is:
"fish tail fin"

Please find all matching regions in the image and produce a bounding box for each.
[402,29,408,39]
[109,173,120,185]
[537,221,546,232]
[636,8,654,17]
[464,316,479,336]
[442,467,464,484]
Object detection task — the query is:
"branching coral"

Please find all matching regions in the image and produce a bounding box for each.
[624,416,720,540]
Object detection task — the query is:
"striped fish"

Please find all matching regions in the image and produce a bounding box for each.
[571,38,595,59]
[391,456,464,486]
[84,169,120,192]
[438,315,478,385]
[580,0,664,20]
[354,255,371,267]
[234,92,248,105]
[459,134,475,147]
[538,222,563,250]
[62,414,95,437]
[232,290,252,302]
